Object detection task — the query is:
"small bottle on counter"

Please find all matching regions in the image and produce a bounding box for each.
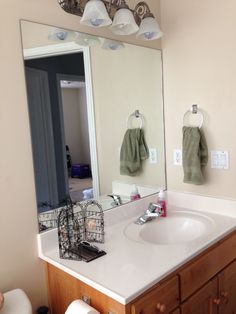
[130,184,141,201]
[158,190,167,217]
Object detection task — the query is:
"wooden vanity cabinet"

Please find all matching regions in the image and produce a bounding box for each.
[45,231,236,314]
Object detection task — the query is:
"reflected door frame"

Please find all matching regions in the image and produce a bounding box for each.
[23,43,100,199]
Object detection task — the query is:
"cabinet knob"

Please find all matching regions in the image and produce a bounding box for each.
[156,303,166,312]
[221,291,229,304]
[221,291,229,298]
[213,298,221,305]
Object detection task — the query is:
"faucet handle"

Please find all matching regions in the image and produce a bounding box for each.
[107,194,122,206]
[108,194,120,200]
[148,202,163,214]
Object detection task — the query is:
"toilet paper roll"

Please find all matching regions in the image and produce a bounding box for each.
[65,300,100,314]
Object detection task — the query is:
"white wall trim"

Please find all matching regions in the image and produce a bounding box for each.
[83,47,100,199]
[23,42,84,59]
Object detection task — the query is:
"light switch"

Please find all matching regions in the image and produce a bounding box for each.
[149,148,158,164]
[173,149,182,166]
[211,150,229,169]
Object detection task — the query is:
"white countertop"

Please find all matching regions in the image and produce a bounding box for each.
[38,193,236,305]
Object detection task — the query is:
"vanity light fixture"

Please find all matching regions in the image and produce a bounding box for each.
[58,0,163,41]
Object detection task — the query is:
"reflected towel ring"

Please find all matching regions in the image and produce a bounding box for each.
[183,104,204,128]
[127,110,144,129]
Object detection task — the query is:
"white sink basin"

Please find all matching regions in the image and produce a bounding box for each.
[124,210,216,245]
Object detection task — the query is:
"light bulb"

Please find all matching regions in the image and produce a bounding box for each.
[90,18,103,27]
[143,32,156,40]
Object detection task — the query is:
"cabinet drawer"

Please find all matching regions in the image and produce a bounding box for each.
[180,231,236,301]
[131,276,179,314]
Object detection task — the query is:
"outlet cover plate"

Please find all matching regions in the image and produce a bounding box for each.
[173,149,182,166]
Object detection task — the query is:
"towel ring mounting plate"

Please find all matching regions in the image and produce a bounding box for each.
[183,104,204,128]
[127,110,144,129]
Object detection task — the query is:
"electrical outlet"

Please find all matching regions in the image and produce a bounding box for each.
[173,149,182,166]
[149,148,158,164]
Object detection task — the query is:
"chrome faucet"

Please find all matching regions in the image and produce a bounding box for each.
[135,202,163,225]
[107,194,122,206]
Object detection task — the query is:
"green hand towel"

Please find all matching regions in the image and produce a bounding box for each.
[182,126,208,185]
[120,128,149,176]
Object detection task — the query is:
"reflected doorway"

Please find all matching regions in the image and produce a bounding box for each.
[24,49,99,213]
[57,76,93,202]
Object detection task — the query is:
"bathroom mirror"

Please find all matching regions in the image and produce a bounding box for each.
[20,20,166,228]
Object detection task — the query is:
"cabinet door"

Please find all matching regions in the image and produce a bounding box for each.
[218,260,236,314]
[47,263,81,314]
[181,277,218,314]
[46,263,126,314]
[131,276,179,314]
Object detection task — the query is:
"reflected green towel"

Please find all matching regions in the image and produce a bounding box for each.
[120,128,149,176]
[182,126,208,185]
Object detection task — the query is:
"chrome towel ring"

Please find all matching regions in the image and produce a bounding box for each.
[183,104,204,128]
[127,110,144,129]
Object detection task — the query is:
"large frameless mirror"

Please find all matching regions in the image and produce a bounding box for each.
[20,20,166,232]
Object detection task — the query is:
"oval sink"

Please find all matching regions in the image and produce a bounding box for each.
[124,210,216,245]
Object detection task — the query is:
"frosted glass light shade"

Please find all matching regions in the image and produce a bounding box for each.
[111,8,139,35]
[48,28,77,41]
[136,17,163,40]
[75,33,101,46]
[102,39,125,50]
[80,0,112,27]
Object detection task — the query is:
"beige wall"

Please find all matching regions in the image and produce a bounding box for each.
[90,45,165,195]
[78,87,91,165]
[0,0,161,311]
[62,87,90,164]
[161,0,236,199]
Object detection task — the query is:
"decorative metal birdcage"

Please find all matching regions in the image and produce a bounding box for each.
[83,200,105,243]
[57,199,84,260]
[57,198,104,261]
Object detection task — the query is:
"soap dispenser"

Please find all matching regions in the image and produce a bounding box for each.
[158,190,167,217]
[130,184,141,201]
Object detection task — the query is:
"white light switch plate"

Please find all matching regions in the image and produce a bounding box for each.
[211,150,229,169]
[173,149,182,166]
